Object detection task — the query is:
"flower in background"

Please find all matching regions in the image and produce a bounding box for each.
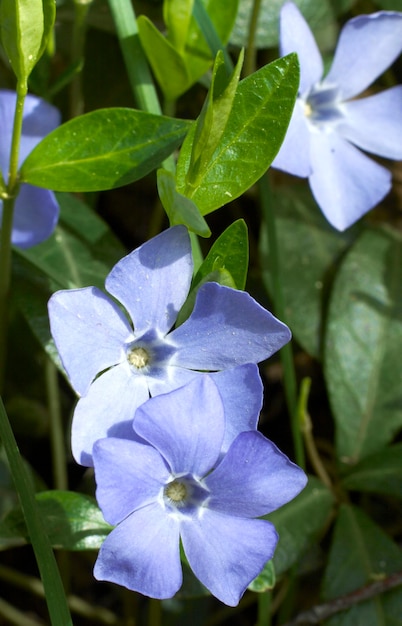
[272,3,402,231]
[93,377,307,606]
[0,90,60,248]
[48,226,290,466]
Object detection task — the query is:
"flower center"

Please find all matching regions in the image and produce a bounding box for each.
[127,346,150,369]
[164,480,188,504]
[304,83,343,126]
[163,474,210,514]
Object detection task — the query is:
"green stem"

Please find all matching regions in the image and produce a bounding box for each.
[193,0,233,74]
[259,175,305,469]
[0,82,27,391]
[148,599,162,626]
[107,0,162,116]
[243,0,263,77]
[107,0,175,174]
[0,397,72,625]
[70,0,93,117]
[257,591,272,626]
[46,358,68,491]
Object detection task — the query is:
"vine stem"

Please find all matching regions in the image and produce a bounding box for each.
[243,0,263,77]
[0,81,27,391]
[280,571,402,626]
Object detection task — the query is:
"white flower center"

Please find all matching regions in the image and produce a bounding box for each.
[164,480,188,504]
[127,346,150,369]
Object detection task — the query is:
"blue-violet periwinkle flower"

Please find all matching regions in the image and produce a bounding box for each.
[93,376,307,606]
[0,90,61,248]
[272,3,402,231]
[48,226,291,466]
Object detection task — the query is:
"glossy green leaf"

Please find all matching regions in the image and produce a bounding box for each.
[20,109,191,192]
[248,559,275,592]
[3,491,112,551]
[176,54,299,214]
[187,49,243,185]
[324,227,402,465]
[0,0,53,80]
[194,219,249,290]
[341,444,402,500]
[266,476,335,576]
[259,184,358,358]
[230,0,344,50]
[157,168,211,237]
[137,16,191,102]
[322,505,402,626]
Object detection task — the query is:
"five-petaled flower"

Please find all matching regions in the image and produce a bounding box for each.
[272,3,402,231]
[0,90,61,248]
[93,376,307,606]
[48,226,291,466]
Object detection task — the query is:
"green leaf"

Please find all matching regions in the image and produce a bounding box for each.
[194,219,249,290]
[4,491,112,551]
[259,184,358,358]
[137,16,191,102]
[341,443,402,500]
[138,0,238,100]
[157,168,211,237]
[164,0,194,51]
[324,227,402,465]
[0,0,53,80]
[187,49,244,186]
[20,108,191,192]
[176,54,299,214]
[321,505,402,626]
[248,559,275,592]
[266,476,335,576]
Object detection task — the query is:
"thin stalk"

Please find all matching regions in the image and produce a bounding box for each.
[0,597,45,626]
[0,82,27,390]
[107,0,162,116]
[0,397,72,625]
[256,591,272,626]
[46,358,68,491]
[243,0,263,77]
[148,599,162,626]
[70,0,93,117]
[193,0,233,74]
[299,377,332,489]
[259,175,305,468]
[107,0,175,174]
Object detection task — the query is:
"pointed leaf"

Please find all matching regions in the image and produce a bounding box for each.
[188,49,244,184]
[248,559,275,592]
[341,444,402,500]
[194,219,249,290]
[3,491,112,551]
[157,168,211,237]
[1,0,45,80]
[324,228,402,465]
[322,505,402,626]
[259,184,358,359]
[20,108,191,191]
[137,16,191,101]
[176,54,299,214]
